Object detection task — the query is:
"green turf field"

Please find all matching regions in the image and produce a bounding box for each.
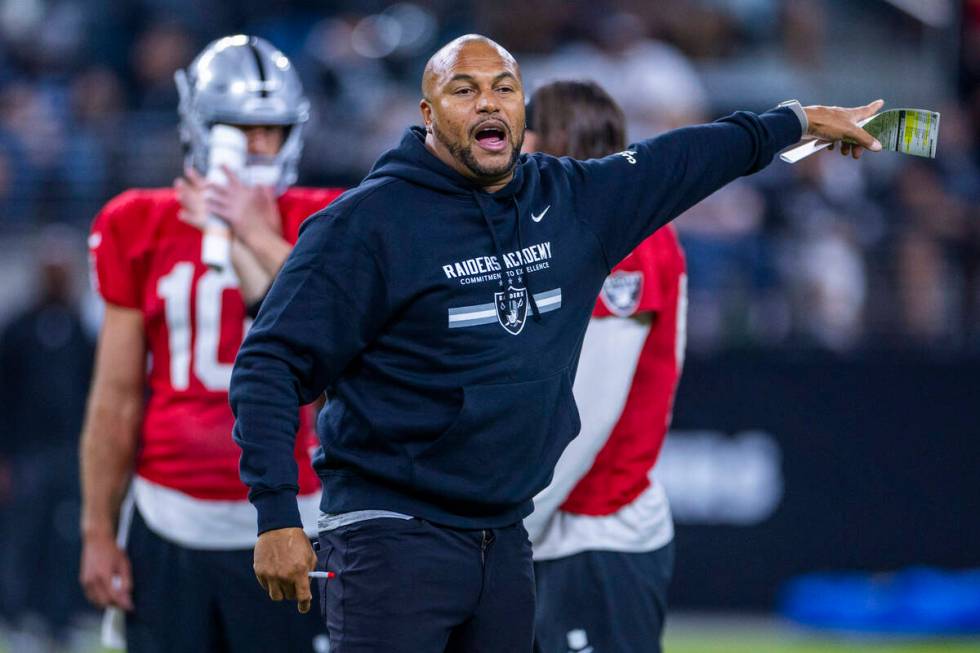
[4,614,979,653]
[663,615,980,653]
[664,633,980,653]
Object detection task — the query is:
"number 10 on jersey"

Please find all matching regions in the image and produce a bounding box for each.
[157,261,242,392]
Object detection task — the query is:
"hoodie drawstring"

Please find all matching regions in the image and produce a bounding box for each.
[475,191,508,273]
[473,193,542,323]
[514,197,541,321]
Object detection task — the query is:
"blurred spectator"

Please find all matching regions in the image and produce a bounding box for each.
[674,181,772,350]
[0,0,970,353]
[0,225,94,650]
[647,0,742,59]
[780,0,826,68]
[0,0,87,76]
[60,67,126,222]
[790,224,867,350]
[0,132,38,225]
[0,83,64,180]
[473,0,568,54]
[113,23,194,189]
[0,82,66,224]
[891,161,975,346]
[299,12,429,183]
[521,10,708,138]
[759,154,883,349]
[934,103,980,203]
[129,22,194,111]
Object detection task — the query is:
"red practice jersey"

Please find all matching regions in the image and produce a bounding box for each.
[89,187,344,501]
[561,225,687,515]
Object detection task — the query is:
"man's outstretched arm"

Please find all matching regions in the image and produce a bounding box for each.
[566,99,884,267]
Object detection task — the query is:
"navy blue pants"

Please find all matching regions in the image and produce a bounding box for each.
[316,518,535,652]
[126,510,327,653]
[533,542,674,653]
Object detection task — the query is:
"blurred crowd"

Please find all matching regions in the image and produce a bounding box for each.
[0,0,977,353]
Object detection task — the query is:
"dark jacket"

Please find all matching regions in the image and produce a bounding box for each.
[0,300,93,457]
[230,107,802,533]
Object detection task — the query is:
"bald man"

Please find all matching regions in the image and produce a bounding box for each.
[230,34,884,652]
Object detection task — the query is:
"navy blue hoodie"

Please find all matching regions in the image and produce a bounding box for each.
[230,107,803,533]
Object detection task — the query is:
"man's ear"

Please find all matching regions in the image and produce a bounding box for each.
[419,99,433,132]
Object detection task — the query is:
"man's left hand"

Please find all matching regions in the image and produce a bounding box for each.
[804,99,885,159]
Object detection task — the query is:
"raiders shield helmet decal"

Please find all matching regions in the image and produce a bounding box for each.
[600,271,643,316]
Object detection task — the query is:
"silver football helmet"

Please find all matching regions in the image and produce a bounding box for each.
[175,35,309,190]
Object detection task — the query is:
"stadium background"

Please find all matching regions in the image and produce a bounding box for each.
[0,0,979,651]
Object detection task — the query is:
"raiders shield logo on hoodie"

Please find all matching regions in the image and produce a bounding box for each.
[495,285,528,335]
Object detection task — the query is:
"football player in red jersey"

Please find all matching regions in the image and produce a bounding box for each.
[522,81,686,653]
[79,35,343,652]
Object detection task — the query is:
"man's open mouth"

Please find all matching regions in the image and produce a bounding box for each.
[473,122,509,153]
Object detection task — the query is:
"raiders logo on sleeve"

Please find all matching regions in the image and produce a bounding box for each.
[599,270,643,317]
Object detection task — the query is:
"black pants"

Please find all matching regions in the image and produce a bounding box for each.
[126,509,327,653]
[316,517,535,652]
[533,542,675,653]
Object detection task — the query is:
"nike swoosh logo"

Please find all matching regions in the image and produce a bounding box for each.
[531,205,550,222]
